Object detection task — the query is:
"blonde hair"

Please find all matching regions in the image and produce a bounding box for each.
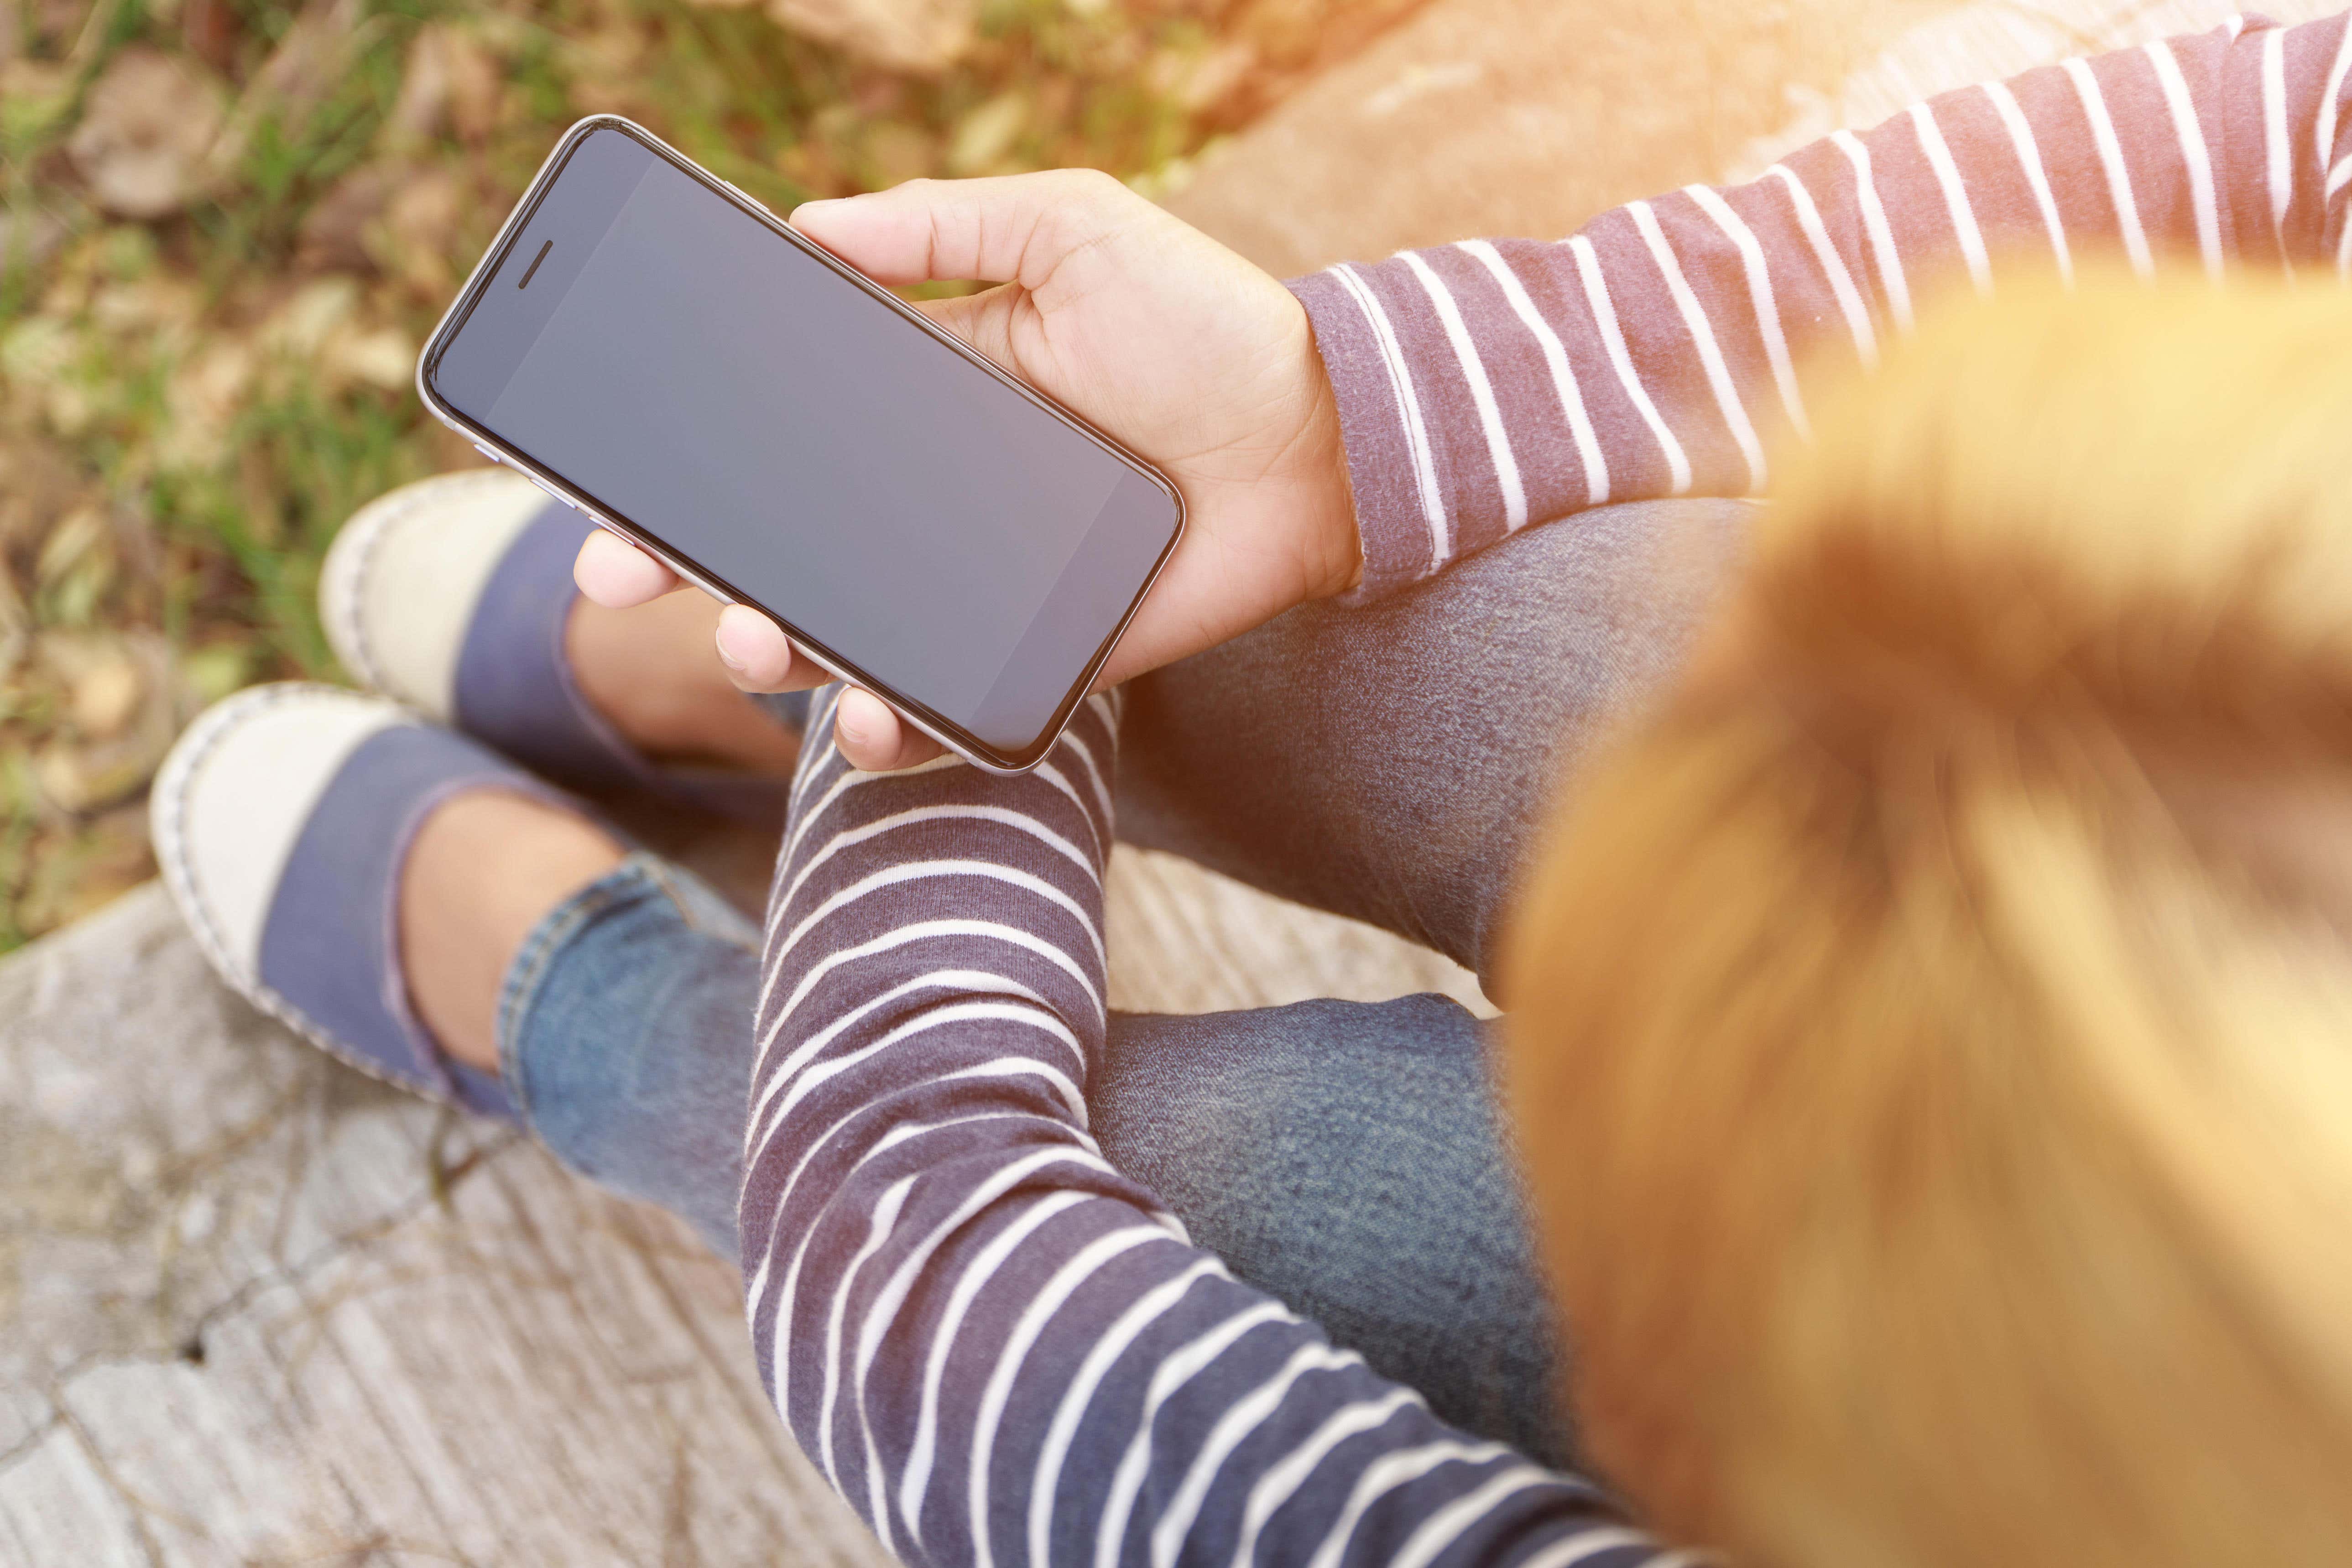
[1502,271,2352,1568]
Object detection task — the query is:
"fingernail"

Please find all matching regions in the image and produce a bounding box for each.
[715,636,746,673]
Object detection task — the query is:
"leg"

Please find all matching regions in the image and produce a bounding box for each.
[1096,995,1567,1464]
[1120,498,1752,979]
[496,858,1563,1457]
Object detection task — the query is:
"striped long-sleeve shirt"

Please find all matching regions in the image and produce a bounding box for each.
[747,689,1670,1568]
[1290,10,2352,603]
[743,18,2352,1568]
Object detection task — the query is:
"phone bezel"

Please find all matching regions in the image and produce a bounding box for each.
[414,115,1185,775]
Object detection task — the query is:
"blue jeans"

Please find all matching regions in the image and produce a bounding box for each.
[495,499,1749,1468]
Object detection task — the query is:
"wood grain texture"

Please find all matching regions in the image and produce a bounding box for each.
[8,0,2328,1556]
[0,857,1483,1566]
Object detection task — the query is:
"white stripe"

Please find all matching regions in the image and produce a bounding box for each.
[758,912,1098,1067]
[2143,40,2224,279]
[815,1176,914,1488]
[1908,103,1991,294]
[760,748,993,1006]
[766,1095,1095,1432]
[968,1224,1172,1568]
[782,738,961,868]
[2063,57,2154,276]
[2264,26,2294,251]
[1565,235,1691,494]
[1233,1389,1421,1568]
[777,802,1097,923]
[1032,759,1106,858]
[1830,130,1914,331]
[2319,16,2352,182]
[1302,1440,1515,1568]
[1092,1303,1293,1568]
[753,966,1047,1124]
[1981,82,2073,287]
[849,1147,1124,1493]
[1626,199,1768,492]
[1457,240,1609,506]
[1387,1465,1559,1568]
[1397,250,1528,531]
[1515,1526,1663,1568]
[776,858,1103,971]
[1328,263,1450,571]
[746,1108,1053,1359]
[1149,1343,1366,1568]
[898,1191,1090,1541]
[2331,152,2352,199]
[757,1079,1098,1390]
[1026,1260,1228,1566]
[1058,724,1114,826]
[754,1068,1100,1312]
[759,998,1082,1146]
[1683,184,1811,440]
[1764,165,1878,367]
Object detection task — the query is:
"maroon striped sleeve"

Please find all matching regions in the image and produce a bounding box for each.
[1290,10,2352,605]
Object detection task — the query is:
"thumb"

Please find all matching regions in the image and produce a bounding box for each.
[789,168,1146,291]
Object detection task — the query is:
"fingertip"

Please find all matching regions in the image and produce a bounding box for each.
[714,604,797,690]
[834,688,892,764]
[574,528,677,606]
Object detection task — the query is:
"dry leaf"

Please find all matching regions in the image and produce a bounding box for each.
[443,28,504,142]
[383,24,504,150]
[208,0,365,180]
[64,47,229,218]
[948,92,1027,174]
[0,439,84,558]
[157,337,255,472]
[259,275,360,363]
[35,503,106,588]
[369,166,464,293]
[766,0,979,75]
[49,636,145,739]
[324,323,415,391]
[379,25,454,149]
[297,161,400,273]
[31,630,181,811]
[0,208,68,275]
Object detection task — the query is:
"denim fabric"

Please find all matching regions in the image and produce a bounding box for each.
[1119,497,1753,984]
[500,860,1571,1461]
[498,498,1751,1462]
[499,852,763,1255]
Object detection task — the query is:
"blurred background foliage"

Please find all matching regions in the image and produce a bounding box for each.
[0,0,1420,952]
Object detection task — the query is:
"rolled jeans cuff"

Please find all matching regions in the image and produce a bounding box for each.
[494,851,761,1257]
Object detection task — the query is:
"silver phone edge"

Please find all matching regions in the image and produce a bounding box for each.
[411,113,1185,779]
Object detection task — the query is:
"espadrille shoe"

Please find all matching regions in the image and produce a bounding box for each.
[319,469,801,821]
[151,682,604,1119]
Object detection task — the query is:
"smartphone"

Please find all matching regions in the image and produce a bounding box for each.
[416,117,1184,773]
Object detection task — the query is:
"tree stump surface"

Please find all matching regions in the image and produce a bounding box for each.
[5,0,2321,1557]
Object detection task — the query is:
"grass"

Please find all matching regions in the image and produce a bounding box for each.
[0,0,1421,953]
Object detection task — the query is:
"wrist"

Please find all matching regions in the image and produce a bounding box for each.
[1298,346,1363,601]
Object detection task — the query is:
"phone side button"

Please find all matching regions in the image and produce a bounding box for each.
[524,475,578,512]
[471,443,501,465]
[723,179,775,219]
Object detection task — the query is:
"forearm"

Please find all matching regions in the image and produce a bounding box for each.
[1294,10,2352,604]
[743,690,1666,1568]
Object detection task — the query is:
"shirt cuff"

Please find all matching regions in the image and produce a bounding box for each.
[1288,268,1442,606]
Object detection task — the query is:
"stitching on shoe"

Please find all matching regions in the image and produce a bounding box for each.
[329,469,518,703]
[153,683,468,1111]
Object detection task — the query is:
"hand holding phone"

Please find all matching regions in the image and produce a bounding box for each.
[574,169,1361,773]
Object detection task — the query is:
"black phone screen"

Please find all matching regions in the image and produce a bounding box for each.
[423,123,1180,768]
